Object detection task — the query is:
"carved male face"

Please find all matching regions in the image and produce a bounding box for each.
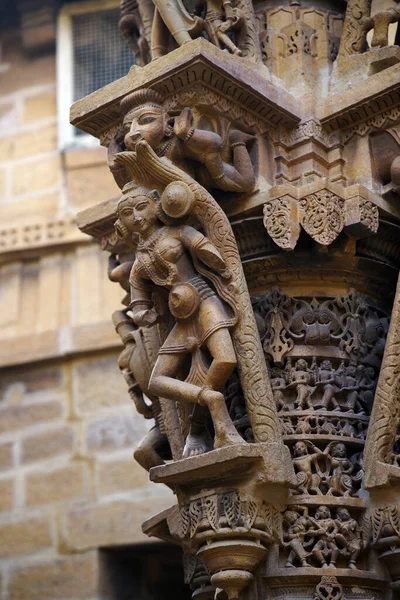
[321,360,332,371]
[284,511,298,525]
[316,506,330,520]
[294,441,307,456]
[124,106,168,150]
[118,194,158,235]
[337,508,351,522]
[332,443,346,458]
[296,359,307,371]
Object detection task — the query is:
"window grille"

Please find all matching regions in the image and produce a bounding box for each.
[57,1,135,148]
[72,8,134,102]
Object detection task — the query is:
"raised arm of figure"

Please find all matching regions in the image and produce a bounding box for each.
[180,225,231,279]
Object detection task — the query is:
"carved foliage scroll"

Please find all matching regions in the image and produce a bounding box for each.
[364,273,400,489]
[299,192,345,246]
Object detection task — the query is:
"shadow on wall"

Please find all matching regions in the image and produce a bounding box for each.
[99,542,191,600]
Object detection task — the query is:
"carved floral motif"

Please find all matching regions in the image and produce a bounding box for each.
[299,192,345,246]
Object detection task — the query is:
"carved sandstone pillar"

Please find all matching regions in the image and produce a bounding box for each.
[72,1,400,599]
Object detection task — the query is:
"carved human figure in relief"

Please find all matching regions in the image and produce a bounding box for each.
[283,509,319,568]
[115,182,243,457]
[342,364,365,414]
[314,360,340,411]
[326,442,362,498]
[108,89,255,193]
[335,508,362,570]
[312,506,340,568]
[289,359,315,410]
[292,440,325,495]
[271,368,288,412]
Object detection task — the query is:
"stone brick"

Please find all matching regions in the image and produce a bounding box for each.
[96,455,149,497]
[0,124,57,162]
[1,45,55,96]
[61,495,174,550]
[11,154,61,196]
[66,163,119,210]
[0,441,14,471]
[73,353,130,414]
[1,193,60,227]
[8,552,98,600]
[0,365,62,400]
[0,400,63,435]
[84,412,146,453]
[0,477,14,512]
[21,425,75,464]
[0,514,52,557]
[25,462,88,506]
[23,91,56,123]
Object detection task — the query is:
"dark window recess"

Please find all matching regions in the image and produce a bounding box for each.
[72,8,134,135]
[99,542,192,600]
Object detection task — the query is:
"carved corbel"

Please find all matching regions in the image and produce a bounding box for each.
[299,190,345,246]
[263,195,300,250]
[344,193,379,239]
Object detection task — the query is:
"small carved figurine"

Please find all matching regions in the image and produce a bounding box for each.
[292,440,326,496]
[312,506,340,568]
[326,442,362,498]
[335,508,362,570]
[283,508,320,568]
[289,359,315,411]
[109,88,256,193]
[271,367,288,412]
[342,364,365,414]
[314,360,340,412]
[115,182,244,456]
[196,0,243,56]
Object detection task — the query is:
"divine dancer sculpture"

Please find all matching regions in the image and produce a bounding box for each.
[115,182,243,455]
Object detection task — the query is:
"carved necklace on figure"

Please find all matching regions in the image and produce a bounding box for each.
[137,227,178,288]
[155,138,175,158]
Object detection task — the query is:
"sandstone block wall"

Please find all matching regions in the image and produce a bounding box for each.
[0,29,173,600]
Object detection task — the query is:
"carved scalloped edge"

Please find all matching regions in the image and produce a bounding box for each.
[263,182,379,250]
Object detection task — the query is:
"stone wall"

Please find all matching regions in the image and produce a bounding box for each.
[0,29,173,600]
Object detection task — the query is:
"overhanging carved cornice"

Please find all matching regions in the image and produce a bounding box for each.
[70,38,302,141]
[322,59,400,135]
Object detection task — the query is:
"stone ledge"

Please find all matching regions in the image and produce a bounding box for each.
[70,37,302,140]
[150,442,296,489]
[0,216,90,263]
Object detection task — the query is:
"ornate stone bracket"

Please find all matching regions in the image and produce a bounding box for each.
[263,182,379,250]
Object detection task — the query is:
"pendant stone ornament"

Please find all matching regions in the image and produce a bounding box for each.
[72,0,400,598]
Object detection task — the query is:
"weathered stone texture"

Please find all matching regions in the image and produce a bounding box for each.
[0,515,53,557]
[21,425,75,464]
[25,462,89,506]
[96,453,149,496]
[0,478,15,512]
[60,494,174,551]
[8,553,98,600]
[73,353,130,414]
